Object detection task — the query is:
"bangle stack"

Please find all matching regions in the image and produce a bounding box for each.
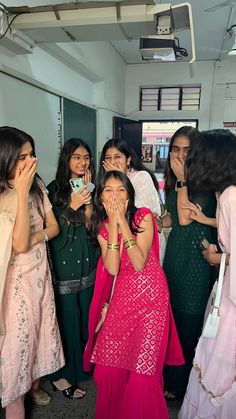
[124,237,136,250]
[107,242,119,250]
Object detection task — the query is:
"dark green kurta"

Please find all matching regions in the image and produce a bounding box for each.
[47,180,99,384]
[163,190,217,397]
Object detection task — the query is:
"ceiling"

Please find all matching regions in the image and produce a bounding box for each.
[2,0,236,63]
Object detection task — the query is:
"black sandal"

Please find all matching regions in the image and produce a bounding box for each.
[51,383,87,399]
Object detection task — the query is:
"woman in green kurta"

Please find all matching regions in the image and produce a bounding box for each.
[159,126,217,400]
[47,138,99,399]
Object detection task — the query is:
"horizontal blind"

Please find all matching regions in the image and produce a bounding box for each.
[140,85,201,111]
[140,88,159,111]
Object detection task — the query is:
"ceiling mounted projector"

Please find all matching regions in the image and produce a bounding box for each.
[140,35,176,62]
[227,25,236,56]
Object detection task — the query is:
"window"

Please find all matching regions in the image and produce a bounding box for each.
[140,86,201,111]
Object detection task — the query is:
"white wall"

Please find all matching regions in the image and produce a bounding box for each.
[210,60,236,129]
[125,59,236,130]
[0,41,127,153]
[56,42,127,153]
[0,72,61,184]
[0,44,95,105]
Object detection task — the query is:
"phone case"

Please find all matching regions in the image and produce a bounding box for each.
[69,178,84,193]
[200,238,210,251]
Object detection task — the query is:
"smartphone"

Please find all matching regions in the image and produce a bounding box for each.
[69,178,84,193]
[200,238,210,251]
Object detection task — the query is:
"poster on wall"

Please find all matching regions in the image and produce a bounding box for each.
[141,144,153,162]
[223,122,236,135]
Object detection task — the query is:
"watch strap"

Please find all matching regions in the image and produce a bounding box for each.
[175,180,187,190]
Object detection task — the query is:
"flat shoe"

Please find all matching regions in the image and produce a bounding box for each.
[29,388,52,406]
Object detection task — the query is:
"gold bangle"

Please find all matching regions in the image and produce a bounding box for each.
[125,242,136,250]
[124,237,135,245]
[124,238,136,250]
[107,243,119,250]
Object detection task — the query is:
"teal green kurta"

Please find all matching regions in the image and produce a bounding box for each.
[163,190,217,397]
[47,180,99,383]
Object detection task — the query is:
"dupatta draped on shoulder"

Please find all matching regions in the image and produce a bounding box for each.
[0,189,17,346]
[84,208,184,372]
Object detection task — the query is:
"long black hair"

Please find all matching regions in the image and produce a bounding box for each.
[0,126,43,205]
[98,138,160,192]
[164,125,200,197]
[54,138,95,207]
[92,170,141,237]
[186,129,236,193]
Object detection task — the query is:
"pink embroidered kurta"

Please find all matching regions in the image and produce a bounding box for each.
[0,188,64,408]
[84,208,184,376]
[179,186,236,418]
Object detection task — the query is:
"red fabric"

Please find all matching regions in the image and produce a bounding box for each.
[83,208,184,374]
[94,365,169,419]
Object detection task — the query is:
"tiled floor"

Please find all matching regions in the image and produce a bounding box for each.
[0,378,182,419]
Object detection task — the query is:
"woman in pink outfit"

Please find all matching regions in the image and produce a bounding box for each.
[179,129,236,419]
[0,127,64,419]
[84,170,184,419]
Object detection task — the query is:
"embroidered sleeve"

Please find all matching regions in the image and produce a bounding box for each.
[131,171,162,216]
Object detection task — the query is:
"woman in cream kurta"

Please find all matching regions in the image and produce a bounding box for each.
[0,187,64,408]
[0,126,64,418]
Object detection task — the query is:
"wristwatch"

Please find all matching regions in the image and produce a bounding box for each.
[175,180,187,190]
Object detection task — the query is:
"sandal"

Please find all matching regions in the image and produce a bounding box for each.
[164,391,178,401]
[51,383,87,399]
[28,388,52,406]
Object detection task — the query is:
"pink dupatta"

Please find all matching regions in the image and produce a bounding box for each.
[84,208,184,372]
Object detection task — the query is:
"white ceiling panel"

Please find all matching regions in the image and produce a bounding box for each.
[1,0,236,62]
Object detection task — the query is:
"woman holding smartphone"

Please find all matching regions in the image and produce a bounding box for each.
[47,138,99,399]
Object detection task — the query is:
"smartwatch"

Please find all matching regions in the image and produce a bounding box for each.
[175,180,187,190]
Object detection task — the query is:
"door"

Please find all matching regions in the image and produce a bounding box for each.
[63,98,96,158]
[113,116,142,158]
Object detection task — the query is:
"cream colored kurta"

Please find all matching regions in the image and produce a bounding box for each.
[0,187,64,407]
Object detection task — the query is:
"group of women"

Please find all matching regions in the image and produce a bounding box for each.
[0,124,235,419]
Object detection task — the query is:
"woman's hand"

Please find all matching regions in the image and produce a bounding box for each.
[102,160,126,173]
[115,193,128,225]
[182,201,205,223]
[14,158,37,197]
[103,194,118,225]
[203,244,219,266]
[170,153,185,180]
[154,214,163,232]
[70,186,91,210]
[83,169,91,185]
[182,201,217,227]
